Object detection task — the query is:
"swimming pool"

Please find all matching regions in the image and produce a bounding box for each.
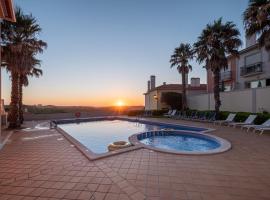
[129,130,231,155]
[56,117,208,154]
[140,133,220,151]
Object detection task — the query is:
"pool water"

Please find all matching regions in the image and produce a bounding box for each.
[140,134,220,152]
[58,119,206,154]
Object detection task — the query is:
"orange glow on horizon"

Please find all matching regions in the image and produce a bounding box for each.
[8,93,144,107]
[2,80,144,107]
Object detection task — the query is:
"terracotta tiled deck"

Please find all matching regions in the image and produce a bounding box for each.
[1,118,270,200]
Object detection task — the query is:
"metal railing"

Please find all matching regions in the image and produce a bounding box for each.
[240,62,263,76]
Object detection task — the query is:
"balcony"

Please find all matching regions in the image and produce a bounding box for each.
[220,71,232,81]
[240,62,263,77]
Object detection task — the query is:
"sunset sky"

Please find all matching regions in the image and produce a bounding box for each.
[2,0,248,107]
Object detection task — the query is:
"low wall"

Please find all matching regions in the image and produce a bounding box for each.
[187,87,270,113]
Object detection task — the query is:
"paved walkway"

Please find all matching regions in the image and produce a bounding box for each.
[0,118,270,200]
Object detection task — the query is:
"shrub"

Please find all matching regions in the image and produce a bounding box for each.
[152,110,168,116]
[126,110,144,116]
[254,113,270,124]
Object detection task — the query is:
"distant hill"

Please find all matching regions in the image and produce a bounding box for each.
[21,105,144,114]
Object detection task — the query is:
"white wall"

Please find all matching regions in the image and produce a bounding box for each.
[144,91,158,110]
[187,94,209,111]
[187,87,270,113]
[256,87,270,112]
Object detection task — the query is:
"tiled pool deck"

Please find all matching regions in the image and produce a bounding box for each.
[0,118,270,200]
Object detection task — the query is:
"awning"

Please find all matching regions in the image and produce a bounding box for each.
[0,0,16,22]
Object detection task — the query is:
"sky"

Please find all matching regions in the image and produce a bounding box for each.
[2,0,248,107]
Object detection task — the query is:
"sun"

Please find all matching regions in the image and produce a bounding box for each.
[115,100,125,107]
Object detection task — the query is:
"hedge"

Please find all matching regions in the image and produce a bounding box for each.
[127,109,270,125]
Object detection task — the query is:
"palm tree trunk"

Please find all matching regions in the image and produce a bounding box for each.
[213,69,221,119]
[18,75,24,124]
[182,72,187,110]
[8,71,20,128]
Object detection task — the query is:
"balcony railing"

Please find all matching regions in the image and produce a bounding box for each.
[240,62,263,76]
[220,71,232,81]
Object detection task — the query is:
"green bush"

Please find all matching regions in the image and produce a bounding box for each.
[254,113,270,124]
[126,110,144,116]
[152,110,168,116]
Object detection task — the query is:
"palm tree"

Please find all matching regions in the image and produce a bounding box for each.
[1,45,22,128]
[1,8,47,128]
[194,18,242,119]
[170,43,194,110]
[18,55,42,124]
[243,0,270,49]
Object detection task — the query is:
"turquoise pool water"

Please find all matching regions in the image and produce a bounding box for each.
[58,119,207,154]
[140,133,220,152]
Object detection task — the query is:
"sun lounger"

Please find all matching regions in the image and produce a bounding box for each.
[176,111,187,119]
[196,112,205,120]
[163,110,172,117]
[168,109,177,118]
[256,127,270,135]
[197,112,216,122]
[214,113,236,125]
[185,111,196,120]
[164,109,177,117]
[208,112,216,122]
[228,115,257,128]
[242,119,270,133]
[172,111,182,119]
[189,112,198,120]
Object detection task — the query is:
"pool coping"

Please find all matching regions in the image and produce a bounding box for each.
[52,116,217,160]
[129,130,232,155]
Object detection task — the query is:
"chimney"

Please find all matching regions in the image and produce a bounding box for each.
[150,75,156,90]
[246,34,256,48]
[147,80,150,91]
[191,77,200,87]
[163,82,166,85]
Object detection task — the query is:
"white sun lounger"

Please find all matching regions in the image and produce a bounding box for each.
[168,109,177,118]
[163,110,172,117]
[164,109,176,117]
[228,115,257,128]
[242,118,270,133]
[214,113,236,125]
[256,127,270,135]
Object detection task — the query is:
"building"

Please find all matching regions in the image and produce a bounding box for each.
[207,55,238,92]
[188,35,270,113]
[207,35,270,92]
[0,0,16,141]
[144,75,207,110]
